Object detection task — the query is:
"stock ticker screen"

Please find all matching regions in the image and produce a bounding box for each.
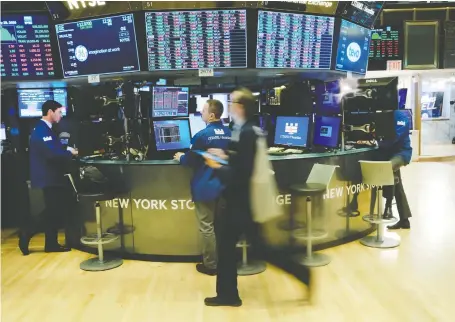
[368,26,402,71]
[335,20,371,75]
[256,11,335,69]
[151,86,189,118]
[338,1,384,29]
[18,88,67,118]
[145,10,248,70]
[55,14,140,77]
[1,14,56,79]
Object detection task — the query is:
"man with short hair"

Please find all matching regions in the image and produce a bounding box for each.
[19,100,78,255]
[174,99,231,275]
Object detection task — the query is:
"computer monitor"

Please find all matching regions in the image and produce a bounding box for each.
[315,80,341,115]
[343,77,399,112]
[17,88,68,118]
[189,113,206,138]
[344,112,375,142]
[153,119,191,151]
[313,116,341,148]
[151,86,189,118]
[274,116,310,148]
[374,111,396,141]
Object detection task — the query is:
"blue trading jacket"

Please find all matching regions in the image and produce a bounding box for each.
[29,120,73,188]
[378,110,413,164]
[180,121,231,202]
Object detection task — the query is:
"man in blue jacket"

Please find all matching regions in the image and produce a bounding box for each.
[368,110,413,229]
[174,99,231,275]
[19,100,78,255]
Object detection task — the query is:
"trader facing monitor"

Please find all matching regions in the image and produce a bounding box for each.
[274,116,310,148]
[153,119,191,151]
[313,116,341,148]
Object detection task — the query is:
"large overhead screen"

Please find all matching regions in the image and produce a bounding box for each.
[55,14,140,77]
[256,11,335,69]
[1,14,57,79]
[145,10,247,70]
[368,25,402,71]
[337,1,384,29]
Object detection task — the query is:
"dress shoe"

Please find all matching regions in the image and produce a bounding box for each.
[18,232,31,256]
[204,296,242,307]
[196,263,217,276]
[44,244,71,253]
[388,219,410,230]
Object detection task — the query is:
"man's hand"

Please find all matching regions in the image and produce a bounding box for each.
[174,152,184,162]
[67,147,78,156]
[207,148,228,160]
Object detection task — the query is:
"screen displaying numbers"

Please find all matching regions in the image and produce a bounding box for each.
[1,14,56,79]
[145,10,247,70]
[256,11,335,69]
[368,26,402,70]
[55,14,140,77]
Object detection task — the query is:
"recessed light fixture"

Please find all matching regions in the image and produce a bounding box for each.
[276,73,284,76]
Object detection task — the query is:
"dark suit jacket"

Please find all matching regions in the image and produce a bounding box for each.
[29,120,72,188]
[217,121,258,219]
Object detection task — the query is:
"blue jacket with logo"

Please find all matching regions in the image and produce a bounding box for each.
[29,120,73,188]
[378,110,413,164]
[180,121,231,202]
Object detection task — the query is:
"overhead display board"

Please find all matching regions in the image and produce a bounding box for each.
[337,1,384,28]
[145,10,247,70]
[258,1,338,15]
[1,14,57,79]
[368,25,402,71]
[55,13,140,77]
[256,10,335,69]
[335,19,372,74]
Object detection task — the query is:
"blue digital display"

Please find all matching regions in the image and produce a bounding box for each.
[1,14,57,79]
[313,116,341,148]
[315,80,341,115]
[274,116,309,147]
[18,88,67,118]
[153,119,191,151]
[55,14,140,77]
[335,20,371,75]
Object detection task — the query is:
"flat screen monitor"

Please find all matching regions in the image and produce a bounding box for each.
[374,111,397,141]
[55,14,140,77]
[338,1,384,29]
[274,116,310,148]
[145,10,247,70]
[335,20,371,75]
[151,86,189,118]
[189,113,206,138]
[17,88,68,118]
[315,80,341,115]
[344,112,375,142]
[256,11,335,69]
[368,25,402,71]
[313,116,341,148]
[1,14,57,79]
[153,119,191,151]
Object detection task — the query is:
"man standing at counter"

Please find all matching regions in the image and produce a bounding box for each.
[174,99,231,276]
[19,100,78,255]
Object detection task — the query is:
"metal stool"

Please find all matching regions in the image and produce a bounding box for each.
[359,161,400,249]
[292,164,337,267]
[236,235,266,276]
[79,192,123,271]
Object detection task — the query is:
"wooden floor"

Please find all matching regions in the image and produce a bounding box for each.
[2,162,455,322]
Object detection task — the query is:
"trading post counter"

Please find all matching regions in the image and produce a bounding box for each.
[73,147,378,259]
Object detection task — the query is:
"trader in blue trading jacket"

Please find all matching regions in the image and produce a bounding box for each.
[19,100,78,256]
[174,99,231,276]
[364,109,413,229]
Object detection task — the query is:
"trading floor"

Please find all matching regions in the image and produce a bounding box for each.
[2,161,455,322]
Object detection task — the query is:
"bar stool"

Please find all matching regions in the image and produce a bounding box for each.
[358,161,400,249]
[79,192,123,271]
[291,164,338,267]
[236,235,266,276]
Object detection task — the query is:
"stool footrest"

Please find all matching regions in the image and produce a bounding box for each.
[293,228,328,241]
[81,233,119,246]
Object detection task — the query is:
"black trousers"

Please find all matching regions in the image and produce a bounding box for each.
[214,198,260,299]
[370,155,412,220]
[22,186,74,246]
